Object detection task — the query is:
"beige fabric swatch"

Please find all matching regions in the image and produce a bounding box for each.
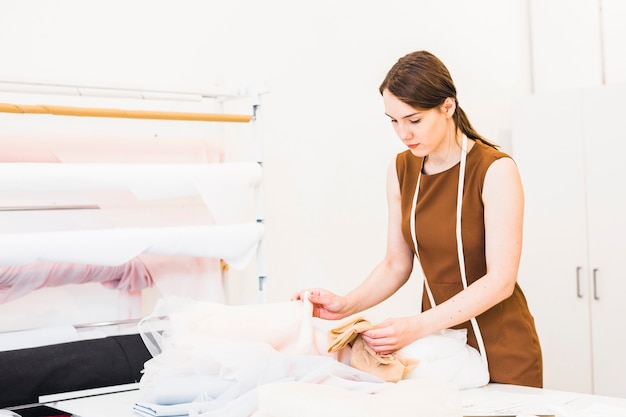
[328,317,418,382]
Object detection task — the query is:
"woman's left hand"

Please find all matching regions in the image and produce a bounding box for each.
[360,316,419,355]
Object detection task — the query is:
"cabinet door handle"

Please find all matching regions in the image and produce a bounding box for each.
[593,268,600,300]
[576,266,583,298]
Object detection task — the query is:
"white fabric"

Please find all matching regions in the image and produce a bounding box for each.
[0,162,261,199]
[0,162,261,225]
[134,298,462,417]
[400,329,488,389]
[143,376,237,406]
[0,222,264,268]
[0,324,79,352]
[134,402,192,417]
[139,255,225,304]
[137,296,331,360]
[134,336,388,417]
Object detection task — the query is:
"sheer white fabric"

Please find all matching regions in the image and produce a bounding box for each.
[400,328,489,389]
[135,297,463,417]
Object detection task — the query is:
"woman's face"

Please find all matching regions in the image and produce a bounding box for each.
[382,89,451,157]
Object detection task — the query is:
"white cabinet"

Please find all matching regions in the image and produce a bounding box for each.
[511,84,626,397]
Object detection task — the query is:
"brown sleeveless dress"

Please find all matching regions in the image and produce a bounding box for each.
[396,140,543,388]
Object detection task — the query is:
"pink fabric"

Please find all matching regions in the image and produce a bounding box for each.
[0,258,153,304]
[138,254,225,303]
[0,136,224,163]
[0,132,225,303]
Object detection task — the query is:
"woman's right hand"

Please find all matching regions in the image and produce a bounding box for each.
[291,288,347,320]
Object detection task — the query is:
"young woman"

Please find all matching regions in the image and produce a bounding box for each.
[293,50,542,388]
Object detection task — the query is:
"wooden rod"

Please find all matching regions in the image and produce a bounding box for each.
[0,103,252,123]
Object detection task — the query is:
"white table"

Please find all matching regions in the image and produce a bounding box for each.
[459,383,626,416]
[43,382,626,417]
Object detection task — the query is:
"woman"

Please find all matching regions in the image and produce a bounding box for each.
[293,50,542,387]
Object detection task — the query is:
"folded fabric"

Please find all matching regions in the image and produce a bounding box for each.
[133,401,192,417]
[142,375,236,405]
[327,316,373,351]
[327,317,418,382]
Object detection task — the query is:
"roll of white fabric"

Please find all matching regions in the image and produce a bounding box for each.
[0,222,264,269]
[0,162,261,225]
[0,324,80,352]
[0,162,261,199]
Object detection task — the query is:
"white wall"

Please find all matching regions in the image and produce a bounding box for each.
[528,0,626,91]
[0,0,624,322]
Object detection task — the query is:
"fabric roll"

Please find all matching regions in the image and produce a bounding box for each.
[0,135,224,164]
[0,325,79,352]
[0,117,226,168]
[0,162,262,199]
[0,161,261,226]
[0,334,151,408]
[0,222,264,269]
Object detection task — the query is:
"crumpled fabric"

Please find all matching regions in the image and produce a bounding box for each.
[328,317,489,390]
[135,297,392,417]
[327,317,418,382]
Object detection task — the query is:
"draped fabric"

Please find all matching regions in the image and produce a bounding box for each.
[133,297,472,417]
[0,258,153,304]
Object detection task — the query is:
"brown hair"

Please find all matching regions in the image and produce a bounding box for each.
[379,50,498,148]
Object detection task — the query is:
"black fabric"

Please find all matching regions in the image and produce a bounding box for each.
[10,404,72,417]
[0,333,151,408]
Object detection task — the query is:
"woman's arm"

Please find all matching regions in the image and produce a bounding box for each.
[362,156,524,353]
